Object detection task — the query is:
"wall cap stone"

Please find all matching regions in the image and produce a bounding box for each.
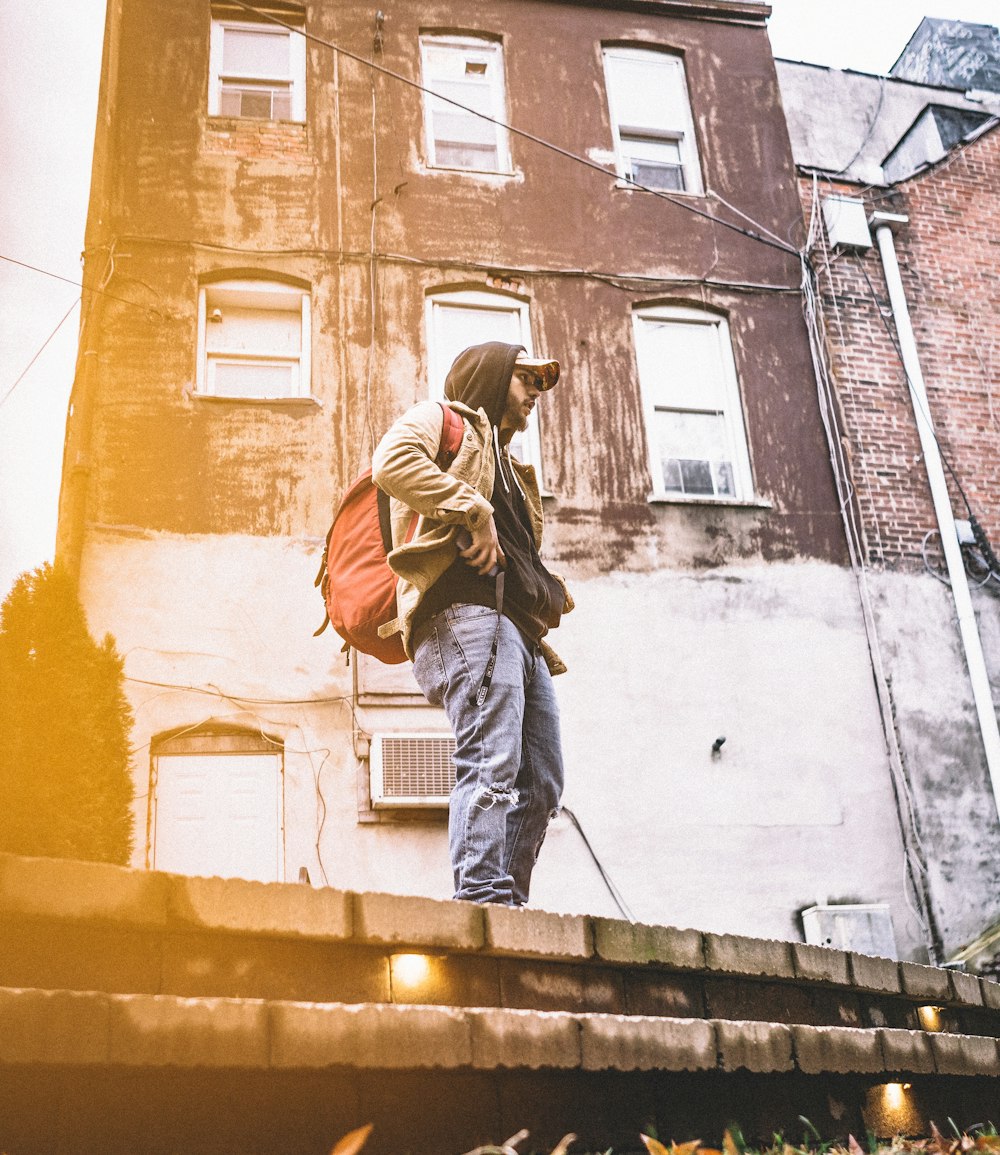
[714,1018,794,1072]
[791,1023,884,1074]
[592,919,704,969]
[352,891,484,951]
[704,933,794,979]
[484,906,592,960]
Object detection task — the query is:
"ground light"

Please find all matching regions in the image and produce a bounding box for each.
[863,1081,925,1137]
[917,1004,944,1031]
[389,952,438,999]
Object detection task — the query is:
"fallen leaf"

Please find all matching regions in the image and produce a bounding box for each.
[329,1124,373,1155]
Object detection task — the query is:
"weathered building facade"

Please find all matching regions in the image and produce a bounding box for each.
[60,0,932,956]
[778,27,1000,962]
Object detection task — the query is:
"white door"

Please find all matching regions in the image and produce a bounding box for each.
[152,753,283,882]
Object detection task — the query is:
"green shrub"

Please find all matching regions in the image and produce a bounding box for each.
[0,563,134,863]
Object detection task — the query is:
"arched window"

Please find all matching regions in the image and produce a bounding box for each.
[632,304,752,500]
[196,277,311,400]
[602,46,703,194]
[420,34,511,173]
[426,288,544,482]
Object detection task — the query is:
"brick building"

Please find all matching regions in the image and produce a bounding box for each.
[778,23,1000,963]
[59,0,960,960]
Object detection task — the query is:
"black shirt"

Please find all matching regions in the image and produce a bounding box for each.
[413,444,563,644]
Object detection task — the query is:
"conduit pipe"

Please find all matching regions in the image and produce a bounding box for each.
[871,211,1000,824]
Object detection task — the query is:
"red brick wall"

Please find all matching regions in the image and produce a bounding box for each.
[801,122,1000,570]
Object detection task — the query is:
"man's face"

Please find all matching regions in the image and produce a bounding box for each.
[500,369,543,436]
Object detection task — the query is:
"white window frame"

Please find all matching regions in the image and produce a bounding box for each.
[208,16,306,122]
[196,279,311,401]
[425,289,545,485]
[632,305,753,502]
[602,46,703,195]
[419,34,512,174]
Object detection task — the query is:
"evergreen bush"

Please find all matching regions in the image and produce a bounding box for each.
[0,563,134,863]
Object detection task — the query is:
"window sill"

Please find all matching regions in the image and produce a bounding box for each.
[422,163,519,180]
[206,115,306,127]
[192,392,321,408]
[614,179,704,198]
[647,492,773,510]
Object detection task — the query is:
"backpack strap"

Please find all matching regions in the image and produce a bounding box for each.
[436,401,464,468]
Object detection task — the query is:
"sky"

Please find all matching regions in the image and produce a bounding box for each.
[1,1,998,603]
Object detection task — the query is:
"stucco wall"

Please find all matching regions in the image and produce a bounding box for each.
[80,531,927,957]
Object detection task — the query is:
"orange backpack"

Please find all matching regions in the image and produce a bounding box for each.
[314,403,465,663]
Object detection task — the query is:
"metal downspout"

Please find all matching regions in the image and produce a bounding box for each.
[870,211,1000,824]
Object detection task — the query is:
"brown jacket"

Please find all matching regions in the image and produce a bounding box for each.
[371,398,573,672]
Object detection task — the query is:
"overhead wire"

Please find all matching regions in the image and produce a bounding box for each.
[0,296,81,409]
[226,0,801,259]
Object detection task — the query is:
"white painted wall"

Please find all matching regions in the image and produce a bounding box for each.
[81,529,928,957]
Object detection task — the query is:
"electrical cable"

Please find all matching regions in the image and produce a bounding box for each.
[800,187,939,957]
[89,233,801,294]
[226,0,800,258]
[0,296,81,409]
[0,253,160,315]
[561,805,636,923]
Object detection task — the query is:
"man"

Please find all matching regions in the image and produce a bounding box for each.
[372,341,573,905]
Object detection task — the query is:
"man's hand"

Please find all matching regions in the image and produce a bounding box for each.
[459,517,506,576]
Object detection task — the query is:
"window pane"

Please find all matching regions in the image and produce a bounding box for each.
[606,52,685,134]
[655,411,733,496]
[622,135,684,189]
[220,84,292,119]
[206,304,301,355]
[636,319,725,411]
[222,27,290,78]
[211,360,296,398]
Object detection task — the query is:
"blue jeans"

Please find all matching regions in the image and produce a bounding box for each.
[412,604,564,905]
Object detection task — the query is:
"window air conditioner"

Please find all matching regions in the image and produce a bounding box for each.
[801,902,897,960]
[369,732,456,808]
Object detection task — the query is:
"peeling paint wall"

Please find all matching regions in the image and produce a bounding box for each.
[58,0,934,956]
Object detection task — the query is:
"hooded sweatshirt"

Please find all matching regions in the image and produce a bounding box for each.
[412,341,564,645]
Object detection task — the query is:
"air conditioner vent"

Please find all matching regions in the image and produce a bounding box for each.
[801,903,897,960]
[369,732,456,808]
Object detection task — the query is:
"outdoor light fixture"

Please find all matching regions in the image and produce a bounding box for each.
[917,1004,944,1031]
[390,952,434,990]
[864,1081,922,1136]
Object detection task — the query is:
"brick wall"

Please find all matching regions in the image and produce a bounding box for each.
[801,122,1000,570]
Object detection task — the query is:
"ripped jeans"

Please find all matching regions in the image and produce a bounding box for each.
[412,604,564,905]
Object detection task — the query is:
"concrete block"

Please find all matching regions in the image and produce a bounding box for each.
[390,954,500,1009]
[899,960,951,1002]
[791,1024,884,1074]
[703,934,793,979]
[625,971,704,1018]
[715,1019,794,1073]
[849,953,901,994]
[592,919,704,969]
[0,851,168,929]
[271,1000,472,1069]
[878,1027,935,1074]
[163,934,390,1003]
[352,892,484,951]
[168,875,352,941]
[793,943,851,987]
[580,1014,716,1072]
[704,977,813,1025]
[948,969,984,1007]
[0,987,110,1065]
[468,1007,581,1069]
[981,978,1000,1011]
[109,993,269,1068]
[929,1031,1000,1076]
[499,958,624,1014]
[485,906,592,959]
[0,917,161,995]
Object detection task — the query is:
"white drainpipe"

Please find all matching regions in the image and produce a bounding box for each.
[870,210,1000,823]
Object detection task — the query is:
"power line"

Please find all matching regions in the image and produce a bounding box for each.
[227,0,800,258]
[0,253,159,314]
[0,296,81,409]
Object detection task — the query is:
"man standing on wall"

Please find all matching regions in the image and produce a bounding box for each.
[372,341,573,905]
